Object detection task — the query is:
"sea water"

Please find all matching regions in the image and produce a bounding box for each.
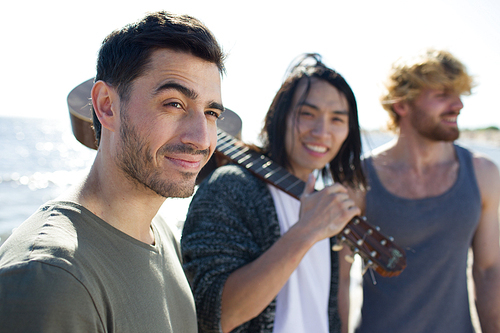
[0,116,499,245]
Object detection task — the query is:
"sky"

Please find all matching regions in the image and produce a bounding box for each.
[2,0,499,144]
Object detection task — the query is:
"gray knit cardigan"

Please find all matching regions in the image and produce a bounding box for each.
[181,165,341,333]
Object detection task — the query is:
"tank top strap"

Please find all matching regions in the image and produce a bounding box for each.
[454,144,477,189]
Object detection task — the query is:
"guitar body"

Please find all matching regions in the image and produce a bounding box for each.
[67,78,97,150]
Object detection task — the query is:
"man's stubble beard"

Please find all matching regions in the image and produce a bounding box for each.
[117,111,209,198]
[409,105,460,142]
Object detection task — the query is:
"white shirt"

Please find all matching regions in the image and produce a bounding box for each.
[268,184,331,333]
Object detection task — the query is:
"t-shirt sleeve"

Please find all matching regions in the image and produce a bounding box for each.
[0,260,104,332]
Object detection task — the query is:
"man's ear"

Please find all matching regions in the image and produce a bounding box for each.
[393,100,410,118]
[91,81,120,132]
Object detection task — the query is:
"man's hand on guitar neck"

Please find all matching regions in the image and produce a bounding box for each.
[295,173,360,244]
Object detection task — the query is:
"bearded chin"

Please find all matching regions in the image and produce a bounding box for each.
[425,126,460,142]
[144,170,197,198]
[120,144,199,198]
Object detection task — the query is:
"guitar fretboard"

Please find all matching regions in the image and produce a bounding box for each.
[216,130,304,198]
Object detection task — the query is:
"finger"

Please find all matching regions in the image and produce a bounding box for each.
[344,202,361,217]
[321,182,348,195]
[301,173,316,198]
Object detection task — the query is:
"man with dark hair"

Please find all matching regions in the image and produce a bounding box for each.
[350,49,500,333]
[181,54,365,333]
[0,11,225,332]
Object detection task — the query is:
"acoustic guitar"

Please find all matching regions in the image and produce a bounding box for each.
[68,79,406,277]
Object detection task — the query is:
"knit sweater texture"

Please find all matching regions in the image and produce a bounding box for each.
[181,165,341,333]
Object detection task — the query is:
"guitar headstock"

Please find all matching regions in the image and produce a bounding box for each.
[334,216,406,277]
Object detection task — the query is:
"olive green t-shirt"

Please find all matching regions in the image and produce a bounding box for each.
[0,201,197,333]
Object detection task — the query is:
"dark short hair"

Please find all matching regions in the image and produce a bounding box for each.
[92,11,226,145]
[260,53,366,189]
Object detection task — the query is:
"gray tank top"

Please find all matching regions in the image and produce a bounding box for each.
[355,145,481,333]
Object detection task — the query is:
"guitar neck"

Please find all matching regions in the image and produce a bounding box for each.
[216,129,304,198]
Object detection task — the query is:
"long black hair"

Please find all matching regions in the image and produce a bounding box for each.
[260,53,366,189]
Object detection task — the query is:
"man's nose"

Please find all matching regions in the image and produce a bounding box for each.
[181,110,211,151]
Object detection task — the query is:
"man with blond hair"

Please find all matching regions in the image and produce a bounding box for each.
[350,49,500,333]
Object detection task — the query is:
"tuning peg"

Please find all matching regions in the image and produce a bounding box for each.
[362,260,374,275]
[344,248,359,264]
[368,266,378,285]
[344,254,355,264]
[361,265,379,285]
[332,243,344,251]
[332,235,346,251]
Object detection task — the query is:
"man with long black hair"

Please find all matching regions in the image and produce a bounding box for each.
[182,54,365,333]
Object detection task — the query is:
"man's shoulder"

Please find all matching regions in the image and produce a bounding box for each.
[468,149,500,195]
[467,148,499,172]
[203,164,264,190]
[0,258,102,331]
[0,200,111,280]
[189,164,274,218]
[455,144,500,178]
[0,220,97,318]
[0,201,79,263]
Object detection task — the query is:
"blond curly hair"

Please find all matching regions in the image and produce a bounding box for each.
[380,49,475,131]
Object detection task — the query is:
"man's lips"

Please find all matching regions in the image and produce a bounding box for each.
[165,154,205,170]
[441,111,460,124]
[442,115,458,123]
[159,144,210,171]
[304,143,328,154]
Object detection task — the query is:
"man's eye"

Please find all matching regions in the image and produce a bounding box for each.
[163,101,183,109]
[299,111,313,117]
[169,102,183,109]
[206,110,221,119]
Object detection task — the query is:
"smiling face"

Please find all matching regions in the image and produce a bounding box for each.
[116,49,223,198]
[284,78,350,181]
[408,88,464,142]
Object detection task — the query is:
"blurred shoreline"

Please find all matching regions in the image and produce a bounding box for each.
[460,129,500,146]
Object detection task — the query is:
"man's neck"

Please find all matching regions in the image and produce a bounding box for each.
[371,130,459,199]
[375,126,456,170]
[61,153,165,245]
